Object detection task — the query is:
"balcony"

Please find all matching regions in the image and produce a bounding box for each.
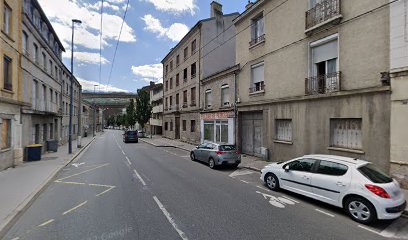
[190,100,196,107]
[168,104,179,112]
[249,82,265,94]
[249,34,265,48]
[305,0,341,33]
[150,119,162,126]
[305,72,341,95]
[182,102,188,108]
[152,105,163,113]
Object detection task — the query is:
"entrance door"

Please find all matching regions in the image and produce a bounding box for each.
[175,117,180,139]
[240,112,263,156]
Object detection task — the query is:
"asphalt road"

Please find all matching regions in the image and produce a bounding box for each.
[4,130,408,240]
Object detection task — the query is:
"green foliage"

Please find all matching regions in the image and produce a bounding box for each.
[126,99,136,129]
[135,89,152,130]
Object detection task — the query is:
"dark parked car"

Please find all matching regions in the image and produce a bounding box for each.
[190,142,241,169]
[123,131,138,143]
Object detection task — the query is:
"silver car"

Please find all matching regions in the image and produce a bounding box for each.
[190,142,241,169]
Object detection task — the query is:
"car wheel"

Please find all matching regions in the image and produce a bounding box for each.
[190,152,196,161]
[265,173,280,191]
[345,196,377,224]
[208,158,215,169]
[231,164,239,168]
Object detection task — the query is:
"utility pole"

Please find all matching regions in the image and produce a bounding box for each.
[69,19,82,154]
[93,85,98,137]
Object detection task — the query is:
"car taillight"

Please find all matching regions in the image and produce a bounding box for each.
[215,151,225,155]
[365,184,390,198]
[236,150,240,154]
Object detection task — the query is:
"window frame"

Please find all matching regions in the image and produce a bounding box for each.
[3,3,12,35]
[330,118,362,150]
[205,89,212,109]
[1,118,12,150]
[221,84,230,106]
[3,55,13,91]
[275,119,293,142]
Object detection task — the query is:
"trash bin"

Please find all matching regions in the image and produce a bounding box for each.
[46,140,58,152]
[25,144,42,161]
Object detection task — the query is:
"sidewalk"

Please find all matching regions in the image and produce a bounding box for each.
[0,134,98,237]
[141,135,407,216]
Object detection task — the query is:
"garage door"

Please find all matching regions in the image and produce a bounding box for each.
[240,112,263,156]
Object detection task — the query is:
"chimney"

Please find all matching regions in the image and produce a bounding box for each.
[246,1,254,10]
[210,1,223,18]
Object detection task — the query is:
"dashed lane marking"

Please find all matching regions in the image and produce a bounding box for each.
[133,169,147,186]
[315,209,335,217]
[37,219,54,227]
[89,184,116,196]
[153,196,188,240]
[62,201,88,215]
[126,156,132,165]
[357,225,381,235]
[240,180,249,184]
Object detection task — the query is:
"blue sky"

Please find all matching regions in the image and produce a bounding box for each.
[37,0,246,93]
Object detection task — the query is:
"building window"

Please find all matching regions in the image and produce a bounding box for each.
[3,3,11,35]
[307,35,339,95]
[165,65,168,76]
[250,62,265,93]
[165,97,168,110]
[191,120,196,132]
[165,80,168,91]
[170,61,173,71]
[33,43,39,63]
[170,121,173,131]
[204,120,228,143]
[184,47,188,61]
[23,31,29,55]
[191,62,196,79]
[170,78,173,89]
[49,60,53,75]
[250,14,265,46]
[183,68,188,81]
[176,74,179,87]
[191,39,197,54]
[191,87,196,106]
[32,80,38,109]
[330,118,362,150]
[3,55,12,91]
[176,55,180,66]
[43,123,47,142]
[275,119,292,142]
[183,90,187,107]
[221,84,230,106]
[169,96,173,108]
[165,122,168,131]
[176,93,179,106]
[182,120,186,131]
[205,89,212,109]
[42,52,47,70]
[1,119,11,150]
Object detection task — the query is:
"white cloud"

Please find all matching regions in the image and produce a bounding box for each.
[77,77,129,92]
[142,0,197,15]
[141,15,189,42]
[131,63,163,83]
[63,50,109,65]
[37,0,136,53]
[85,1,121,12]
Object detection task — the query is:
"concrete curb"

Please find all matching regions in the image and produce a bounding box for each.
[0,137,96,238]
[139,138,191,152]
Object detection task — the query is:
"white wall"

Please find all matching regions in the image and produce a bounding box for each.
[390,0,408,70]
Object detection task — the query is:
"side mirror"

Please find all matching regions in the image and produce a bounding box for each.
[284,165,290,172]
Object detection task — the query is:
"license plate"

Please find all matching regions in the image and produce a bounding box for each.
[228,160,236,163]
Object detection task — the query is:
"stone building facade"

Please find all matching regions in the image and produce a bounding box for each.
[162,2,239,145]
[234,0,392,173]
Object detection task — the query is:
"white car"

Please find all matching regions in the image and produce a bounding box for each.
[260,155,406,224]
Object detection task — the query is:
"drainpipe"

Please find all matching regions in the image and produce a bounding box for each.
[234,70,238,146]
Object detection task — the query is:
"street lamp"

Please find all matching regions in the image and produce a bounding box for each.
[69,19,82,154]
[93,85,98,137]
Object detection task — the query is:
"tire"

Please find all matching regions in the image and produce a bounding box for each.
[231,164,239,168]
[344,196,377,224]
[264,173,280,191]
[190,152,196,161]
[208,158,216,169]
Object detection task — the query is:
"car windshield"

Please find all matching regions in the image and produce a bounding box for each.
[219,145,236,151]
[358,164,393,183]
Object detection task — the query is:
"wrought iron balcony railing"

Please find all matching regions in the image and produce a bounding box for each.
[249,34,265,47]
[305,0,341,30]
[249,82,265,93]
[305,71,341,95]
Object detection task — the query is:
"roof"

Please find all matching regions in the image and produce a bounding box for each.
[161,12,239,63]
[233,0,265,25]
[302,154,369,165]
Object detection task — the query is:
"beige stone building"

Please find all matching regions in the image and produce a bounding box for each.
[234,0,392,173]
[390,0,408,188]
[149,83,163,135]
[162,2,239,144]
[0,0,24,170]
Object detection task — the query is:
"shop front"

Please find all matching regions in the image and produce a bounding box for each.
[200,111,235,144]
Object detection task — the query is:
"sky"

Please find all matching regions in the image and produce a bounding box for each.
[37,0,247,93]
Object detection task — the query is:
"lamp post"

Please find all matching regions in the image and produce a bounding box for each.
[93,85,98,137]
[69,19,82,154]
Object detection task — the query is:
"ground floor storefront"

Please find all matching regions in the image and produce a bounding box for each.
[200,111,235,145]
[237,89,391,172]
[0,103,22,170]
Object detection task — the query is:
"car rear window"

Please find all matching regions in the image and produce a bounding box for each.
[219,145,236,151]
[127,131,137,136]
[358,164,392,183]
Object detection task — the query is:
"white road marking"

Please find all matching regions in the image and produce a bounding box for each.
[38,219,54,227]
[315,209,335,217]
[229,169,255,178]
[11,237,20,240]
[63,201,88,215]
[280,195,300,204]
[240,180,249,184]
[379,218,408,238]
[126,156,132,165]
[255,186,300,204]
[56,163,110,181]
[153,196,188,240]
[358,225,380,234]
[95,186,116,197]
[133,169,147,186]
[256,191,296,208]
[72,162,85,168]
[122,150,126,155]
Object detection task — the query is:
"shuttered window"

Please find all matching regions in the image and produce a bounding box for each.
[330,119,362,150]
[1,119,11,149]
[221,84,229,106]
[205,90,212,108]
[275,119,292,142]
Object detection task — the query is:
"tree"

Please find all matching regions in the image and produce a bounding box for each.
[135,89,152,131]
[126,99,136,129]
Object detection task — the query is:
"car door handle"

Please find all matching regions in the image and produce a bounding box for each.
[336,182,346,187]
